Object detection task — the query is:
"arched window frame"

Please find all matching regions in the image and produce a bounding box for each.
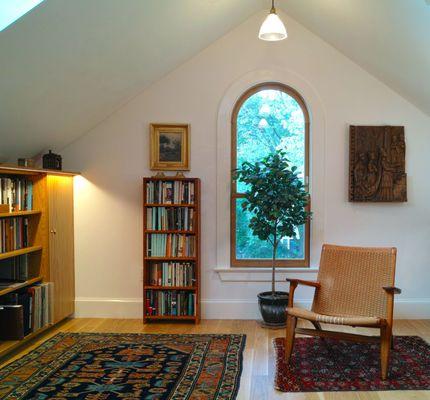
[230,82,310,268]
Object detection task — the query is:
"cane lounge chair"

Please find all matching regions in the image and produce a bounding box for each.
[285,244,401,379]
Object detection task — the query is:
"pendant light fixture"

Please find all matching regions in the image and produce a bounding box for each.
[258,0,287,41]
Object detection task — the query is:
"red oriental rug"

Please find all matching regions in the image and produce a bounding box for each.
[274,336,430,392]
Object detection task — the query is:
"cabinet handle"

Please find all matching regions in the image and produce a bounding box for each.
[50,229,57,234]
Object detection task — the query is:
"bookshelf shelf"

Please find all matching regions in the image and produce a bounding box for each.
[143,177,201,323]
[0,164,79,177]
[144,315,197,321]
[144,203,196,208]
[0,210,41,218]
[0,323,53,359]
[0,276,43,297]
[146,230,195,234]
[0,245,43,261]
[144,256,197,261]
[144,285,197,291]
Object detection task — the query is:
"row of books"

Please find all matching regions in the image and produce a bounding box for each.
[146,234,196,257]
[145,290,196,317]
[146,180,195,204]
[0,255,29,282]
[0,217,29,253]
[0,178,33,212]
[146,207,195,231]
[0,282,53,339]
[148,262,195,287]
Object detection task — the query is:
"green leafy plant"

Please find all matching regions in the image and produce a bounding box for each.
[234,150,311,295]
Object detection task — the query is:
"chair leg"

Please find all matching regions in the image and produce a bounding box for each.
[285,315,297,364]
[311,321,330,346]
[311,321,322,330]
[380,326,392,380]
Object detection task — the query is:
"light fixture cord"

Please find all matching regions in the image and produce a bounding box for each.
[271,0,276,13]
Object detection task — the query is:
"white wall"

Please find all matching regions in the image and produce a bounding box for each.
[62,11,430,319]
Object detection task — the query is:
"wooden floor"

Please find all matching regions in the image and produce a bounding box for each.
[1,318,429,399]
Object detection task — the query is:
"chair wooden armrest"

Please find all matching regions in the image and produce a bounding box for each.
[286,279,321,288]
[383,286,402,294]
[286,279,320,308]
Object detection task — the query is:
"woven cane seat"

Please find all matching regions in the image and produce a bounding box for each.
[286,307,382,327]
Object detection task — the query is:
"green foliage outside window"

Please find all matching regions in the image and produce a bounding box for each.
[235,89,307,261]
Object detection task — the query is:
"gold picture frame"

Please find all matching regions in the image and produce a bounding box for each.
[150,123,190,171]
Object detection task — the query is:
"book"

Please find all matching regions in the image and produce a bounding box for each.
[146,207,194,231]
[146,234,195,257]
[0,255,29,282]
[0,217,29,253]
[0,305,24,340]
[1,282,54,335]
[0,178,33,212]
[148,262,195,287]
[145,290,195,316]
[146,181,195,204]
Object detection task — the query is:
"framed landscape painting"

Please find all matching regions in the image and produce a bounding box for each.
[150,123,190,171]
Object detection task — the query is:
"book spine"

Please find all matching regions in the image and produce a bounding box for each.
[147,261,195,288]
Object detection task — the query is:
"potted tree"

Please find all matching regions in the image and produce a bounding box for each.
[235,150,311,327]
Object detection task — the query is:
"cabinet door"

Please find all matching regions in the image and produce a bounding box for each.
[48,175,75,323]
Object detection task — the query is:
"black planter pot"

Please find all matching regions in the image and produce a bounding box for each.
[257,291,289,328]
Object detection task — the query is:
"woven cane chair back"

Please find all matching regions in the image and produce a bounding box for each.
[312,245,397,319]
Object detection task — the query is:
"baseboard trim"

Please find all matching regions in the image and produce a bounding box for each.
[75,297,143,318]
[75,297,430,319]
[201,298,430,319]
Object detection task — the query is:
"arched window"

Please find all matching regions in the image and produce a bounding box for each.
[231,83,310,267]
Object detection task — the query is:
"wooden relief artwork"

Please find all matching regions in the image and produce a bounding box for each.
[349,126,407,202]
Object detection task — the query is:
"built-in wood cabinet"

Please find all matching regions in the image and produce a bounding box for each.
[48,175,75,323]
[0,165,78,358]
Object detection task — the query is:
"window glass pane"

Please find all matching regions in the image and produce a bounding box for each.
[235,199,305,260]
[236,89,305,193]
[0,0,44,32]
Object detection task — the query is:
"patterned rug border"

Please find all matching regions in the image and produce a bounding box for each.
[0,332,247,400]
[273,335,430,393]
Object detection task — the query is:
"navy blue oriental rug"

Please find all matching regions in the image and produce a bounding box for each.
[0,332,246,399]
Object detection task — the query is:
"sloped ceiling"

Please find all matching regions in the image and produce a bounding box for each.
[0,0,265,161]
[281,0,430,117]
[0,0,429,162]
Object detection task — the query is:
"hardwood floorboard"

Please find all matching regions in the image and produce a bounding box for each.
[0,318,428,399]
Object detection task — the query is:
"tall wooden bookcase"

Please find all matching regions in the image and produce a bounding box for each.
[0,165,77,358]
[143,177,200,323]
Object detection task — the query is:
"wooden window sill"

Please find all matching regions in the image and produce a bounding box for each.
[214,267,319,282]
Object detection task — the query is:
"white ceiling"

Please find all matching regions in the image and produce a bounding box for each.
[0,0,264,161]
[281,0,430,117]
[0,0,429,161]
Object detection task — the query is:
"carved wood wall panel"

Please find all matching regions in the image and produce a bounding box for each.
[349,126,407,202]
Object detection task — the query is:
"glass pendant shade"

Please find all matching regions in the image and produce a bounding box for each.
[258,9,287,41]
